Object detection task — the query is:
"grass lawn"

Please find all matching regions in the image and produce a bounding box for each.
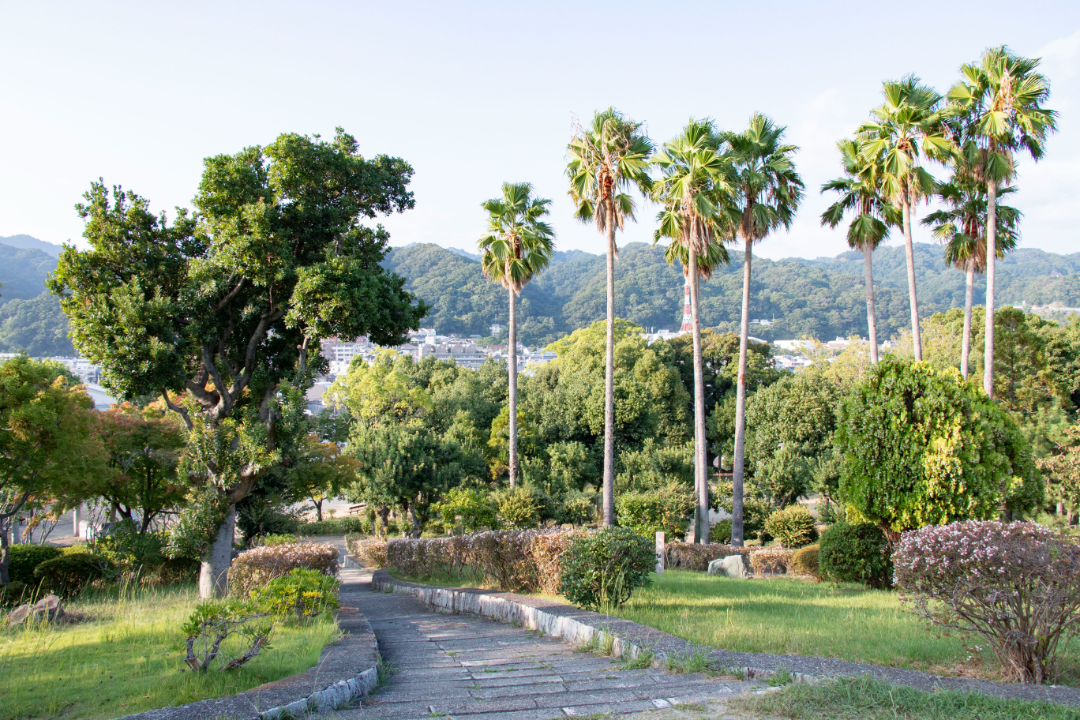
[610,571,1080,685]
[0,584,340,720]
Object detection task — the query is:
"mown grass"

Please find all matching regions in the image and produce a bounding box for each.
[0,583,340,720]
[609,571,1080,685]
[730,674,1080,719]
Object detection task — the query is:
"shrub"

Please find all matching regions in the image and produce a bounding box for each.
[819,523,891,589]
[494,486,540,529]
[763,505,819,548]
[256,533,298,546]
[295,517,363,536]
[251,568,339,623]
[182,599,273,672]
[715,498,772,542]
[556,492,597,526]
[894,520,1080,684]
[228,542,338,597]
[0,581,28,607]
[790,544,821,579]
[749,546,794,575]
[558,527,653,610]
[615,482,694,539]
[153,556,200,585]
[346,534,387,568]
[33,553,114,597]
[433,487,498,533]
[89,523,169,573]
[8,544,61,585]
[664,542,749,571]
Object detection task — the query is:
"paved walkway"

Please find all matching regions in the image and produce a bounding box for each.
[324,567,761,720]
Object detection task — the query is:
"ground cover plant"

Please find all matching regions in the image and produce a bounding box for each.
[0,584,339,720]
[609,571,1080,684]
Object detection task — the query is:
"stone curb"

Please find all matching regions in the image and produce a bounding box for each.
[115,604,379,720]
[371,567,1080,709]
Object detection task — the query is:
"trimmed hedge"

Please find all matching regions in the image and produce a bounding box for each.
[346,534,387,568]
[34,553,114,597]
[819,523,892,589]
[790,544,821,579]
[664,542,750,571]
[763,505,819,548]
[294,517,363,536]
[229,542,339,597]
[8,544,62,585]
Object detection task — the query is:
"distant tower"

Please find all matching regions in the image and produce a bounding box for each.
[680,275,693,333]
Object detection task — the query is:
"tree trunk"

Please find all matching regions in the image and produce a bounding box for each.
[508,286,519,488]
[689,249,709,545]
[961,260,975,380]
[0,521,10,586]
[409,500,421,538]
[901,200,922,361]
[199,505,235,599]
[602,216,617,527]
[731,239,753,548]
[863,244,879,364]
[314,498,323,522]
[377,504,390,537]
[983,181,998,398]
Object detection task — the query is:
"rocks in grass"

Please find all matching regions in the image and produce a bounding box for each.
[708,554,749,579]
[3,594,66,627]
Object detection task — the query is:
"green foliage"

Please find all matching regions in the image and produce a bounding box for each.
[434,486,498,532]
[615,482,694,539]
[7,544,61,585]
[494,486,540,529]
[819,523,892,589]
[251,568,339,624]
[181,599,274,672]
[33,553,114,598]
[715,497,772,542]
[790,544,821,579]
[0,580,28,607]
[295,517,363,536]
[763,505,819,548]
[616,439,693,491]
[0,292,74,356]
[556,492,598,526]
[836,357,1042,535]
[165,488,231,561]
[256,534,298,546]
[89,521,168,572]
[559,527,654,611]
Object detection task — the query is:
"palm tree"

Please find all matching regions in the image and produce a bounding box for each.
[859,77,954,361]
[947,46,1057,398]
[721,114,803,547]
[821,137,899,364]
[922,179,1020,379]
[566,108,653,526]
[651,119,734,544]
[478,182,556,488]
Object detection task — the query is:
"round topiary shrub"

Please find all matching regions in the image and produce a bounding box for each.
[790,544,821,580]
[763,505,819,548]
[33,553,114,598]
[819,523,891,589]
[8,544,62,585]
[558,527,653,611]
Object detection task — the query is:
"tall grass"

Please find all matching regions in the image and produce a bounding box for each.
[0,582,340,720]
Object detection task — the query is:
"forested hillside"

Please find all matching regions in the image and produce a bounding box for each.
[0,241,74,355]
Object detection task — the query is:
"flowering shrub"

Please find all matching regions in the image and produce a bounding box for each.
[229,542,338,597]
[763,505,818,548]
[894,520,1080,684]
[748,546,794,575]
[346,534,387,568]
[558,527,653,610]
[664,543,749,571]
[819,523,891,589]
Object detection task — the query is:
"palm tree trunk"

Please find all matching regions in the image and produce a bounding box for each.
[863,244,879,364]
[689,247,708,544]
[983,181,998,398]
[901,199,922,361]
[508,285,518,488]
[961,259,975,380]
[602,216,617,527]
[731,239,752,548]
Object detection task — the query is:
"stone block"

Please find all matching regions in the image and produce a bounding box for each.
[708,555,748,579]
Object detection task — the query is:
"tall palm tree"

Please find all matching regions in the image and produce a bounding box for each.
[721,114,803,547]
[821,137,899,364]
[478,182,556,488]
[566,108,653,526]
[947,46,1057,398]
[922,179,1020,380]
[651,119,734,544]
[859,77,954,361]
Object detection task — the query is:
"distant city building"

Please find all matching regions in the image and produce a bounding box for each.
[774,354,814,371]
[773,339,815,352]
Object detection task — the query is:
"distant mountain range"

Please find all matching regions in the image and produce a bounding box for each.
[4,233,1080,355]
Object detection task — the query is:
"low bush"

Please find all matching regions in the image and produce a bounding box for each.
[494,487,540,529]
[251,568,339,623]
[182,599,274,672]
[559,527,653,610]
[346,534,388,568]
[0,580,28,607]
[33,553,114,598]
[556,492,597,526]
[894,520,1080,684]
[715,498,773,542]
[229,542,339,597]
[89,522,170,573]
[433,486,498,533]
[615,482,694,539]
[790,544,821,579]
[748,546,794,575]
[763,505,819,548]
[8,544,62,585]
[664,542,749,571]
[152,556,200,585]
[819,523,891,589]
[295,517,363,536]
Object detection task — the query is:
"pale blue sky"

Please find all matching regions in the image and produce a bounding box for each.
[1,1,1077,260]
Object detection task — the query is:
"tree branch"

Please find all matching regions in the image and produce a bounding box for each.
[161,392,193,431]
[214,278,246,312]
[228,308,285,403]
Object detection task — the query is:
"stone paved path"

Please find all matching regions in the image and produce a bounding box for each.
[324,567,762,720]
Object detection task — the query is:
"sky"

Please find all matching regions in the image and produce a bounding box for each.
[1,1,1078,261]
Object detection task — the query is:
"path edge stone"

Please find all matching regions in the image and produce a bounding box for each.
[114,604,380,720]
[371,567,1080,709]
